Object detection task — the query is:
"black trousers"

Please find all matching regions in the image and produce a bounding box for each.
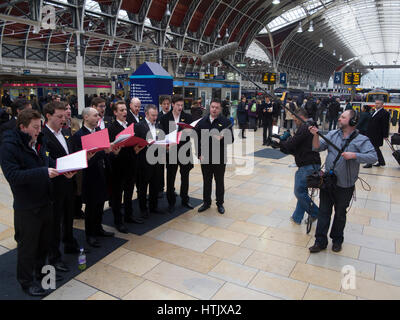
[49,190,75,264]
[84,202,105,237]
[166,163,192,206]
[201,164,226,206]
[315,185,354,247]
[137,166,159,211]
[14,204,52,289]
[372,143,385,165]
[110,171,135,225]
[159,164,165,192]
[263,118,273,143]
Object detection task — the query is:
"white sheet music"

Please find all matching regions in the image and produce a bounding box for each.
[112,134,131,145]
[272,125,279,135]
[56,150,88,173]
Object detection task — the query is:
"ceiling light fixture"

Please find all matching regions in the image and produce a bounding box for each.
[66,47,70,52]
[165,4,171,16]
[225,28,229,38]
[308,20,314,32]
[297,21,303,33]
[318,39,323,48]
[339,55,343,61]
[119,53,122,59]
[333,49,336,56]
[272,0,280,4]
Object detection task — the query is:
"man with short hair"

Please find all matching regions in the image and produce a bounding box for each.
[159,94,194,213]
[134,105,163,217]
[191,97,204,121]
[72,108,116,248]
[108,101,144,232]
[364,99,390,168]
[195,98,234,214]
[327,98,342,130]
[42,101,79,272]
[261,96,274,146]
[127,97,144,125]
[308,110,377,253]
[1,109,60,296]
[91,97,112,129]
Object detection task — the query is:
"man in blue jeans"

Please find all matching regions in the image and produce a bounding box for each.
[277,109,321,224]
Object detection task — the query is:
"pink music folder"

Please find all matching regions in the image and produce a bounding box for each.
[81,128,111,153]
[113,123,137,148]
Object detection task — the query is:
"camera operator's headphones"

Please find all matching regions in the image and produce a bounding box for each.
[349,110,359,127]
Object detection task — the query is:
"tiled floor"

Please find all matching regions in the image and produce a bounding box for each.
[1,127,400,300]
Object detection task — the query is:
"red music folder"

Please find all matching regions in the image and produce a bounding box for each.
[113,123,137,148]
[81,128,111,153]
[130,136,155,148]
[177,118,201,129]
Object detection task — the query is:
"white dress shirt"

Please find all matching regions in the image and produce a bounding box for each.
[173,112,181,130]
[209,115,216,124]
[46,124,69,154]
[117,119,127,129]
[98,117,105,129]
[372,107,382,117]
[145,118,157,140]
[130,110,140,123]
[84,125,96,134]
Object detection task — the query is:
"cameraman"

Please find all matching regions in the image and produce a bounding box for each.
[276,109,321,225]
[308,110,377,253]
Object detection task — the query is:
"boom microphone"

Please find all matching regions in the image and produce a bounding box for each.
[201,42,239,64]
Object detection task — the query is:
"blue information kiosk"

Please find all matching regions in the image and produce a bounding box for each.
[130,62,173,116]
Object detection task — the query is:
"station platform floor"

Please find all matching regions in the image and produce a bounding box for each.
[0,127,400,300]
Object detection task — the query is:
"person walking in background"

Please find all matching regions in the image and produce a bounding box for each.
[356,105,372,136]
[247,98,258,131]
[327,98,342,131]
[236,96,248,139]
[284,97,296,133]
[262,96,274,146]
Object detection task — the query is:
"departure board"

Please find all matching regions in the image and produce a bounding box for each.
[262,72,277,84]
[343,72,361,85]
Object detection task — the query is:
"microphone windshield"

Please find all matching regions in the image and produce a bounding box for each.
[201,42,239,64]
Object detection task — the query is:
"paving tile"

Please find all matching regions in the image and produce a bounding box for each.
[391,202,400,213]
[241,236,310,263]
[261,227,311,247]
[143,262,224,300]
[227,221,267,237]
[190,214,235,229]
[0,227,14,241]
[361,201,390,215]
[0,223,8,234]
[389,212,400,223]
[212,282,280,300]
[375,265,400,287]
[123,280,196,300]
[303,285,356,300]
[44,279,98,300]
[110,251,161,276]
[248,270,308,300]
[354,207,388,220]
[367,192,391,203]
[0,235,17,250]
[0,245,9,255]
[75,262,144,298]
[267,209,294,220]
[200,226,248,246]
[343,232,395,253]
[156,229,215,252]
[370,218,400,232]
[307,252,375,280]
[344,222,364,234]
[244,250,297,277]
[204,241,253,264]
[363,226,400,240]
[397,240,400,254]
[346,214,370,226]
[100,247,130,265]
[208,260,258,286]
[87,291,119,300]
[247,214,284,228]
[167,218,209,234]
[341,276,400,300]
[277,219,317,235]
[290,263,342,291]
[359,247,400,269]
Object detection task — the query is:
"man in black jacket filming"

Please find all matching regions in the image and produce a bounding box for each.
[272,108,321,225]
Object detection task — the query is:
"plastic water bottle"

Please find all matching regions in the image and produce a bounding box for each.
[78,248,86,271]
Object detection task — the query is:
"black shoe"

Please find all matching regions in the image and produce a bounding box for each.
[242,136,246,139]
[140,209,149,219]
[95,230,114,237]
[198,204,210,213]
[115,224,128,234]
[167,205,175,213]
[150,208,165,215]
[262,142,267,146]
[182,202,194,210]
[24,285,46,297]
[125,216,145,224]
[217,205,225,214]
[309,243,326,253]
[86,237,101,248]
[373,163,385,167]
[363,164,372,168]
[332,243,342,252]
[53,261,70,273]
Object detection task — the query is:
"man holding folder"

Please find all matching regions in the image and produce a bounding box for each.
[108,101,144,232]
[159,95,194,213]
[72,107,119,248]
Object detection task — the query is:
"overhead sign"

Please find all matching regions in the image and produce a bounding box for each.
[214,75,226,81]
[185,72,199,79]
[262,72,277,85]
[343,72,361,85]
[117,74,129,80]
[334,72,342,84]
[23,69,31,75]
[279,73,287,84]
[204,73,214,79]
[235,63,247,68]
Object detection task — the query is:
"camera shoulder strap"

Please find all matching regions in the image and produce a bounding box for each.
[331,130,358,170]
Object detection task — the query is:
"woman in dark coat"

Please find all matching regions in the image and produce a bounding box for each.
[356,105,371,136]
[237,96,248,138]
[248,98,258,131]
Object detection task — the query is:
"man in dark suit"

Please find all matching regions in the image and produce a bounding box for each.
[159,94,194,213]
[0,109,60,296]
[134,104,163,217]
[364,99,390,168]
[195,98,234,214]
[0,98,32,144]
[72,107,116,248]
[91,97,113,129]
[108,101,144,232]
[262,96,274,146]
[156,95,172,197]
[127,97,144,126]
[42,101,79,274]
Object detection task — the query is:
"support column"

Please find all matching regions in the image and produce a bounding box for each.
[76,32,85,114]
